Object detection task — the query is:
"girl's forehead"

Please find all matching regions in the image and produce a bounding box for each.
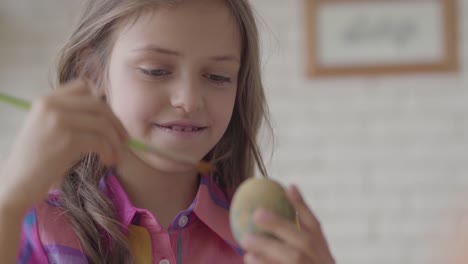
[121,1,238,34]
[113,1,242,59]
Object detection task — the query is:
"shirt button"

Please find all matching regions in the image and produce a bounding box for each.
[178,215,189,228]
[159,259,170,264]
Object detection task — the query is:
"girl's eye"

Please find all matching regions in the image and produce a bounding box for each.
[206,74,232,84]
[139,68,170,77]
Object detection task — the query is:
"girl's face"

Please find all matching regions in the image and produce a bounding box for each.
[107,1,241,171]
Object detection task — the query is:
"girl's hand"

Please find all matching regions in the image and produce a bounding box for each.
[0,80,128,213]
[242,185,335,264]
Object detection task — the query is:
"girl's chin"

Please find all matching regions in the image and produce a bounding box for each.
[133,150,198,174]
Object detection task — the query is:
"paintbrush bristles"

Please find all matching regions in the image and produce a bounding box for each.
[197,161,216,174]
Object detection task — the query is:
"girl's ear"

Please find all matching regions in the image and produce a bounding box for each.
[78,46,107,100]
[93,80,107,101]
[82,77,106,101]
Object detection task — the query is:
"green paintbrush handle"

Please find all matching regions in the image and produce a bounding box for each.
[0,92,31,110]
[0,92,198,165]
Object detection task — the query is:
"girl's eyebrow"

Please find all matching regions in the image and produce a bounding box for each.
[211,55,240,65]
[132,45,181,56]
[132,44,240,64]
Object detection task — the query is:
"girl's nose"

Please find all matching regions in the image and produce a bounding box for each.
[170,77,204,114]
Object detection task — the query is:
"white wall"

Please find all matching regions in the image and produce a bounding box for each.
[0,0,82,159]
[251,1,468,263]
[1,1,467,263]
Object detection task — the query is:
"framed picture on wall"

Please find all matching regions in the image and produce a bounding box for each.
[304,0,458,77]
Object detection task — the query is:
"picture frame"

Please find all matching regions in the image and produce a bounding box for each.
[304,0,458,77]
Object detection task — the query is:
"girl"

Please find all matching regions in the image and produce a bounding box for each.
[0,0,334,263]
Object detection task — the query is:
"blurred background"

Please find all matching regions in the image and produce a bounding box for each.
[1,0,467,263]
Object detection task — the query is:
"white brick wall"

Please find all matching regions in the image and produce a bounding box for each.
[251,0,468,263]
[1,1,467,263]
[0,0,83,159]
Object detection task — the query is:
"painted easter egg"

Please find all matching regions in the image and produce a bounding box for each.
[229,178,296,247]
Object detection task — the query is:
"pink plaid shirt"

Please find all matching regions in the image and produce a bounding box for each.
[17,173,243,263]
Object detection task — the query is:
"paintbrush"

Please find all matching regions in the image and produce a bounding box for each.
[0,92,214,173]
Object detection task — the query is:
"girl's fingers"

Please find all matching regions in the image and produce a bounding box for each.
[76,79,129,141]
[245,186,335,264]
[286,185,335,264]
[251,208,315,260]
[72,132,116,166]
[98,104,129,142]
[286,185,322,234]
[53,79,91,95]
[41,94,128,142]
[55,77,102,97]
[65,113,124,162]
[47,78,129,142]
[62,97,128,141]
[34,100,124,166]
[243,233,309,264]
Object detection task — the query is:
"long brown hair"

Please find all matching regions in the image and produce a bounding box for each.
[55,0,270,262]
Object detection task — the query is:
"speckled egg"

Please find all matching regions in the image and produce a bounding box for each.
[229,178,296,247]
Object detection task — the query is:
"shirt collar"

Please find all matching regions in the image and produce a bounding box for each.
[102,174,137,229]
[193,175,238,247]
[101,173,239,248]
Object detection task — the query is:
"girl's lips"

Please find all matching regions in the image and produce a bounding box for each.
[155,124,205,132]
[155,120,208,132]
[154,124,207,137]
